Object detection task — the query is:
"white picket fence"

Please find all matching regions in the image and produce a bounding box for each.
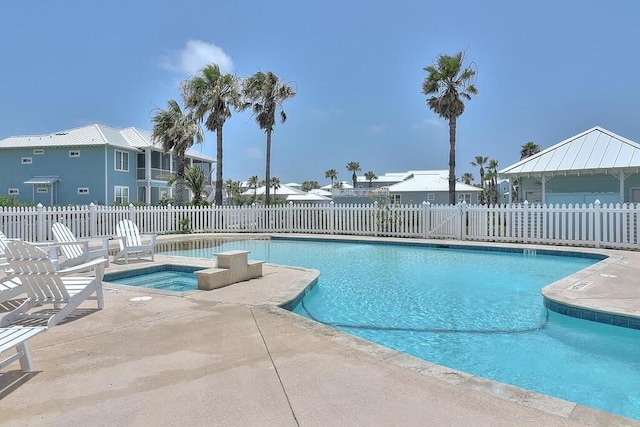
[0,201,638,250]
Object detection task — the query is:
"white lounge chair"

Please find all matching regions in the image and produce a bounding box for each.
[113,219,156,264]
[0,240,106,328]
[51,222,110,268]
[0,326,48,371]
[0,231,24,303]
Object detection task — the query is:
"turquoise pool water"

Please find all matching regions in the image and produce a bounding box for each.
[161,238,640,420]
[105,265,199,292]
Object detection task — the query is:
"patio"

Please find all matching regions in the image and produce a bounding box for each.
[1,235,638,426]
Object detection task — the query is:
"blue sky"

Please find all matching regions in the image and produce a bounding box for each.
[2,1,639,186]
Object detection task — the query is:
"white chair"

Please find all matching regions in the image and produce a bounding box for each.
[113,220,156,264]
[0,326,48,371]
[51,222,110,268]
[0,231,24,303]
[0,240,106,328]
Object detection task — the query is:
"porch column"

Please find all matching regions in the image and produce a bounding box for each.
[145,148,152,203]
[619,171,625,204]
[541,175,546,204]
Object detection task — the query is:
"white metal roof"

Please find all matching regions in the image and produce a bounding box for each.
[0,124,215,162]
[499,126,640,175]
[23,176,60,185]
[241,184,306,196]
[389,174,481,193]
[286,193,331,202]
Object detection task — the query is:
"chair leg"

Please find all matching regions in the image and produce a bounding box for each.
[17,342,34,371]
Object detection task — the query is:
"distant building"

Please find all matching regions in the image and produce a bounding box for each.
[0,124,215,206]
[500,126,640,205]
[332,170,481,204]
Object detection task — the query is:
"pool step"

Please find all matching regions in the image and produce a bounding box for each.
[194,250,264,290]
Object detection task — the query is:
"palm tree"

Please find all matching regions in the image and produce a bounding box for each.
[422,51,478,204]
[364,171,378,188]
[224,179,242,205]
[461,172,474,185]
[520,141,541,160]
[325,169,338,188]
[184,165,207,205]
[346,161,361,188]
[302,181,320,191]
[270,176,281,199]
[470,156,489,189]
[487,159,499,204]
[241,71,296,205]
[151,99,204,206]
[181,64,241,206]
[247,175,259,201]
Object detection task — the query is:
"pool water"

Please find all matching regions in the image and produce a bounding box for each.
[162,238,640,420]
[105,266,198,292]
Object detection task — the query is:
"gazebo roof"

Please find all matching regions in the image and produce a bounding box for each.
[500,126,640,176]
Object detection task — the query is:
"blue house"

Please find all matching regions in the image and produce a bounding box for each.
[499,126,640,205]
[0,124,215,206]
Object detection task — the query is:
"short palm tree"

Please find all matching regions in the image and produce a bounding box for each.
[470,156,488,189]
[302,181,319,192]
[422,51,478,204]
[520,141,541,159]
[184,165,207,205]
[364,171,378,188]
[270,176,281,198]
[346,161,361,188]
[325,169,338,188]
[151,99,204,206]
[241,71,296,206]
[247,175,259,201]
[487,159,499,204]
[181,64,241,206]
[461,172,474,185]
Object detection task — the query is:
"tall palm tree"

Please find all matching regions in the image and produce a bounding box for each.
[364,171,378,188]
[151,99,204,206]
[184,165,207,205]
[247,175,259,201]
[325,169,338,188]
[181,64,241,206]
[470,156,489,189]
[241,71,296,205]
[346,161,361,188]
[270,176,281,199]
[488,159,499,204]
[422,51,478,204]
[461,172,474,185]
[520,141,541,159]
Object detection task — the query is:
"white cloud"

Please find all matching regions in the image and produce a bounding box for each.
[412,117,445,131]
[310,107,342,121]
[160,40,234,76]
[244,146,262,159]
[370,123,386,134]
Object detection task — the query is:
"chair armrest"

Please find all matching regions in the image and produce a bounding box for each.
[57,258,107,275]
[77,236,110,249]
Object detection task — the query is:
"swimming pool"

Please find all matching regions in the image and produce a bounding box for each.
[104,264,200,292]
[161,238,640,420]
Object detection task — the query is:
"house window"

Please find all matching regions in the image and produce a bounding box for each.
[37,187,48,194]
[427,194,435,201]
[458,193,471,204]
[33,149,44,155]
[115,186,129,204]
[22,157,32,164]
[390,194,401,205]
[69,150,80,158]
[115,150,129,172]
[8,188,19,195]
[78,187,89,194]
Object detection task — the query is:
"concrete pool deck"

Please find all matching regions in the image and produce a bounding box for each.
[1,234,639,426]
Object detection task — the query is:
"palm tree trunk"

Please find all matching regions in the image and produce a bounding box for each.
[265,130,272,206]
[215,125,223,206]
[448,117,457,205]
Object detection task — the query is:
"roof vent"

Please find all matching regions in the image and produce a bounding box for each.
[54,132,68,136]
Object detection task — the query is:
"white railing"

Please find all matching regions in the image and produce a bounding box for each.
[1,201,639,250]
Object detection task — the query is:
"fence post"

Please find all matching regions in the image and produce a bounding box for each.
[459,201,467,241]
[422,201,430,239]
[523,201,529,244]
[329,201,335,235]
[36,203,44,242]
[167,204,174,233]
[594,199,601,248]
[89,203,97,237]
[373,201,379,236]
[288,201,294,233]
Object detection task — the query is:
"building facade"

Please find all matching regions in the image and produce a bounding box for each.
[0,124,214,206]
